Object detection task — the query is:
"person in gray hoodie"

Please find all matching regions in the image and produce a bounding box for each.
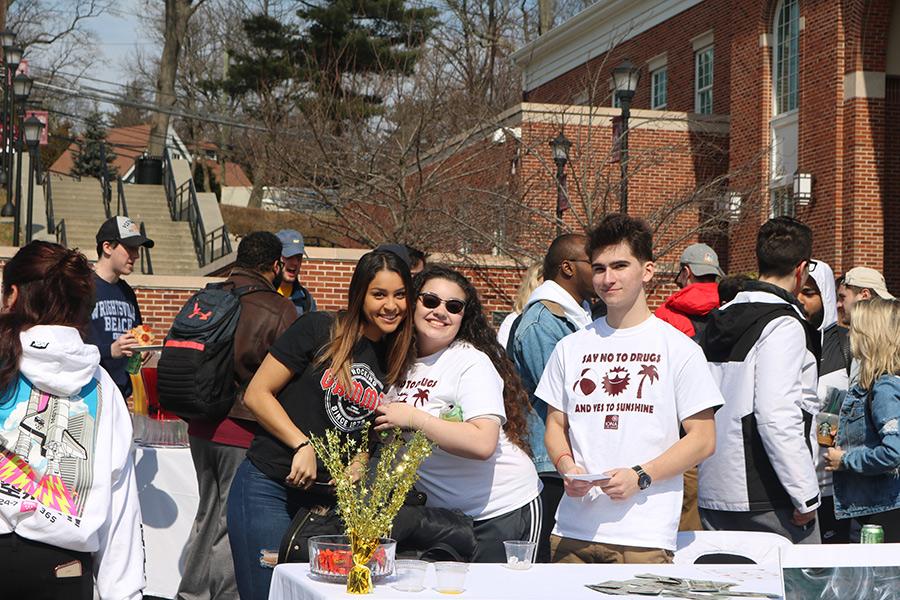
[509,233,594,562]
[797,259,852,542]
[0,241,144,600]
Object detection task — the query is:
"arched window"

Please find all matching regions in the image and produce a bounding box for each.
[773,0,799,114]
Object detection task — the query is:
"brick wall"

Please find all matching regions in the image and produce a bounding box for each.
[524,0,734,116]
[515,0,898,285]
[0,247,528,337]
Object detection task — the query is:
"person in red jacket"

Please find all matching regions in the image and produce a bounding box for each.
[655,243,724,532]
[656,243,724,341]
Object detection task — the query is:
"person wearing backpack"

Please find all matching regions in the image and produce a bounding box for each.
[176,232,297,600]
[227,250,416,600]
[655,243,724,533]
[508,234,594,562]
[655,243,724,341]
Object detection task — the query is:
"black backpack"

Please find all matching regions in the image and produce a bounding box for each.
[157,282,264,420]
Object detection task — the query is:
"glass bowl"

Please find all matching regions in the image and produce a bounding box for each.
[308,535,396,583]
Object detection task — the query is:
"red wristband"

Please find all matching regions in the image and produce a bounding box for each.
[554,452,573,471]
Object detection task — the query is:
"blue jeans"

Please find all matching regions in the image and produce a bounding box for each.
[227,459,299,600]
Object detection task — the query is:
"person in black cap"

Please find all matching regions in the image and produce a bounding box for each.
[375,243,426,274]
[87,216,155,402]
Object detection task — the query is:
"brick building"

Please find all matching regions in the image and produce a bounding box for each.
[506,0,900,288]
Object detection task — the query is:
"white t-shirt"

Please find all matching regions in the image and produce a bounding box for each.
[535,315,723,551]
[496,311,520,349]
[391,341,541,520]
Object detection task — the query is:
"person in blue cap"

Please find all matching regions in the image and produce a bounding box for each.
[275,229,317,316]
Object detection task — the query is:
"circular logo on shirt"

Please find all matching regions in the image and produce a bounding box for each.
[321,363,384,432]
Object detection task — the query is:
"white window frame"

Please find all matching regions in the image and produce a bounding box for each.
[770,185,796,218]
[651,67,668,110]
[694,45,714,114]
[773,0,799,116]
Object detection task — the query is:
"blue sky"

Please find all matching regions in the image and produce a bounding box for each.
[87,1,155,93]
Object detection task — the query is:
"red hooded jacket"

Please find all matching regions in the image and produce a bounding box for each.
[655,282,720,338]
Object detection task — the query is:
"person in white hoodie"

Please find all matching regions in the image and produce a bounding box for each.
[508,234,594,562]
[698,217,821,543]
[0,241,144,600]
[797,259,852,542]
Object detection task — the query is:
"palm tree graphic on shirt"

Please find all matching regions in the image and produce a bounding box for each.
[412,388,430,406]
[636,365,659,399]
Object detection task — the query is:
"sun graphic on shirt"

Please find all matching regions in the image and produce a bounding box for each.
[602,367,630,396]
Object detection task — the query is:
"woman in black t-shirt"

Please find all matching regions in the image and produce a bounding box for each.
[227,250,415,600]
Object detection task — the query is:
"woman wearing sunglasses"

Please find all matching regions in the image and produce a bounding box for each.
[376,265,541,562]
[228,250,416,600]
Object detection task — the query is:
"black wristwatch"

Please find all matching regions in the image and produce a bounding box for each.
[632,465,652,490]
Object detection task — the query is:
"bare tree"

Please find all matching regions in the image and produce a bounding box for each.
[148,0,208,156]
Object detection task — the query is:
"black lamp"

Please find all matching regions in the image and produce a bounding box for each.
[613,59,641,214]
[549,132,572,236]
[23,115,42,243]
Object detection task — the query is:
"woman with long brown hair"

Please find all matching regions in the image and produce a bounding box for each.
[227,249,415,600]
[0,241,143,600]
[376,265,542,562]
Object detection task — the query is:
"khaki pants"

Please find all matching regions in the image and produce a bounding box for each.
[679,466,702,531]
[550,535,674,564]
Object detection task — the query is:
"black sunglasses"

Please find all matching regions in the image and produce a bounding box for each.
[418,292,466,314]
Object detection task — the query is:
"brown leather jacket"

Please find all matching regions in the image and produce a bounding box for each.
[226,268,298,420]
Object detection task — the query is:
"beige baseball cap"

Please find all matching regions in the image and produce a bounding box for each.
[843,267,895,299]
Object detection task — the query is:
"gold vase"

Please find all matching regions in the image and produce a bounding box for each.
[346,533,379,594]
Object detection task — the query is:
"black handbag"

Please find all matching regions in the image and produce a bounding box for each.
[277,488,476,564]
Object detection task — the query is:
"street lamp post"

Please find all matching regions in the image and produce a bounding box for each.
[12,73,32,246]
[23,114,43,244]
[613,59,641,214]
[549,131,572,237]
[1,41,22,222]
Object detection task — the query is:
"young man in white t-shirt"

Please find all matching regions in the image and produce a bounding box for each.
[536,214,723,563]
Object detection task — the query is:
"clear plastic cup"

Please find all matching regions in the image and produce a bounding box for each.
[434,561,468,594]
[503,540,536,570]
[392,559,428,592]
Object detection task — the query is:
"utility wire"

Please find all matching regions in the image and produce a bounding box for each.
[34,79,268,133]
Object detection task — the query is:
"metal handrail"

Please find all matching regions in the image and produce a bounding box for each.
[100,170,112,219]
[139,221,154,275]
[55,219,67,248]
[44,171,56,235]
[163,148,177,220]
[116,176,129,217]
[163,147,232,266]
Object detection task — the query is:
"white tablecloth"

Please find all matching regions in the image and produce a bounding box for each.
[134,444,199,599]
[268,563,783,600]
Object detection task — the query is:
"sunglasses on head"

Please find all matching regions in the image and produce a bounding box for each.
[418,292,466,314]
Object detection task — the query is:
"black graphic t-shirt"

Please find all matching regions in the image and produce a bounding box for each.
[247,311,389,482]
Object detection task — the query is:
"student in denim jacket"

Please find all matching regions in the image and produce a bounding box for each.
[826,297,900,542]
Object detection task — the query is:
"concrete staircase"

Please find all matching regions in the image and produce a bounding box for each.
[46,175,199,274]
[121,183,198,275]
[45,175,109,255]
